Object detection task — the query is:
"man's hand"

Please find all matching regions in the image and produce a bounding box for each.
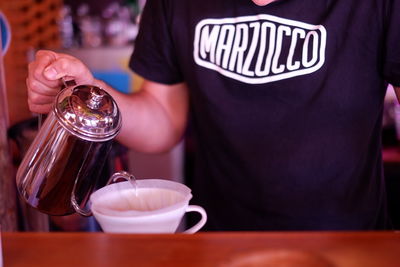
[26,50,95,114]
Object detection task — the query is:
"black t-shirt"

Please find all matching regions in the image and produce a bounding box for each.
[130,0,400,230]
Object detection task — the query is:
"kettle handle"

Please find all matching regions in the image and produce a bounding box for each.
[106,170,137,187]
[71,171,136,217]
[71,181,93,217]
[70,136,94,217]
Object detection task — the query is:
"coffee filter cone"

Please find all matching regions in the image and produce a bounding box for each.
[90,179,192,217]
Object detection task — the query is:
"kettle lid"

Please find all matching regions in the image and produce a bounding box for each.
[54,85,122,141]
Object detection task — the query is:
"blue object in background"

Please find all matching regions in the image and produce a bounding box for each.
[92,70,132,94]
[0,11,11,54]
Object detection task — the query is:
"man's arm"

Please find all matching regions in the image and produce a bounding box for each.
[96,79,189,153]
[27,50,189,154]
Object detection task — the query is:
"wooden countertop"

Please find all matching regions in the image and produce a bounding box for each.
[2,231,400,267]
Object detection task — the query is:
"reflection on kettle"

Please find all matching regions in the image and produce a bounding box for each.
[16,82,122,216]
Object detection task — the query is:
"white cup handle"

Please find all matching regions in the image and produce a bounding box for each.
[183,205,207,234]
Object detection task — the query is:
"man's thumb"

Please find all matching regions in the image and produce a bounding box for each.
[43,66,61,80]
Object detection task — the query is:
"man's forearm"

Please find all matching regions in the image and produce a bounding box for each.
[93,79,189,154]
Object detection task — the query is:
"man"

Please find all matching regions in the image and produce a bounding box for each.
[27,0,400,230]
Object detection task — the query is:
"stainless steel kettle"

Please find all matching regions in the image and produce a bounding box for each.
[16,81,122,216]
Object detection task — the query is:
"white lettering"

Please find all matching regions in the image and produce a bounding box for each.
[272,25,291,74]
[216,25,235,69]
[200,25,221,63]
[255,22,276,77]
[242,22,260,77]
[193,15,327,84]
[287,28,305,71]
[302,31,319,68]
[229,24,249,73]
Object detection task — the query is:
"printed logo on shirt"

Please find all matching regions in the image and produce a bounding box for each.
[193,14,327,84]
